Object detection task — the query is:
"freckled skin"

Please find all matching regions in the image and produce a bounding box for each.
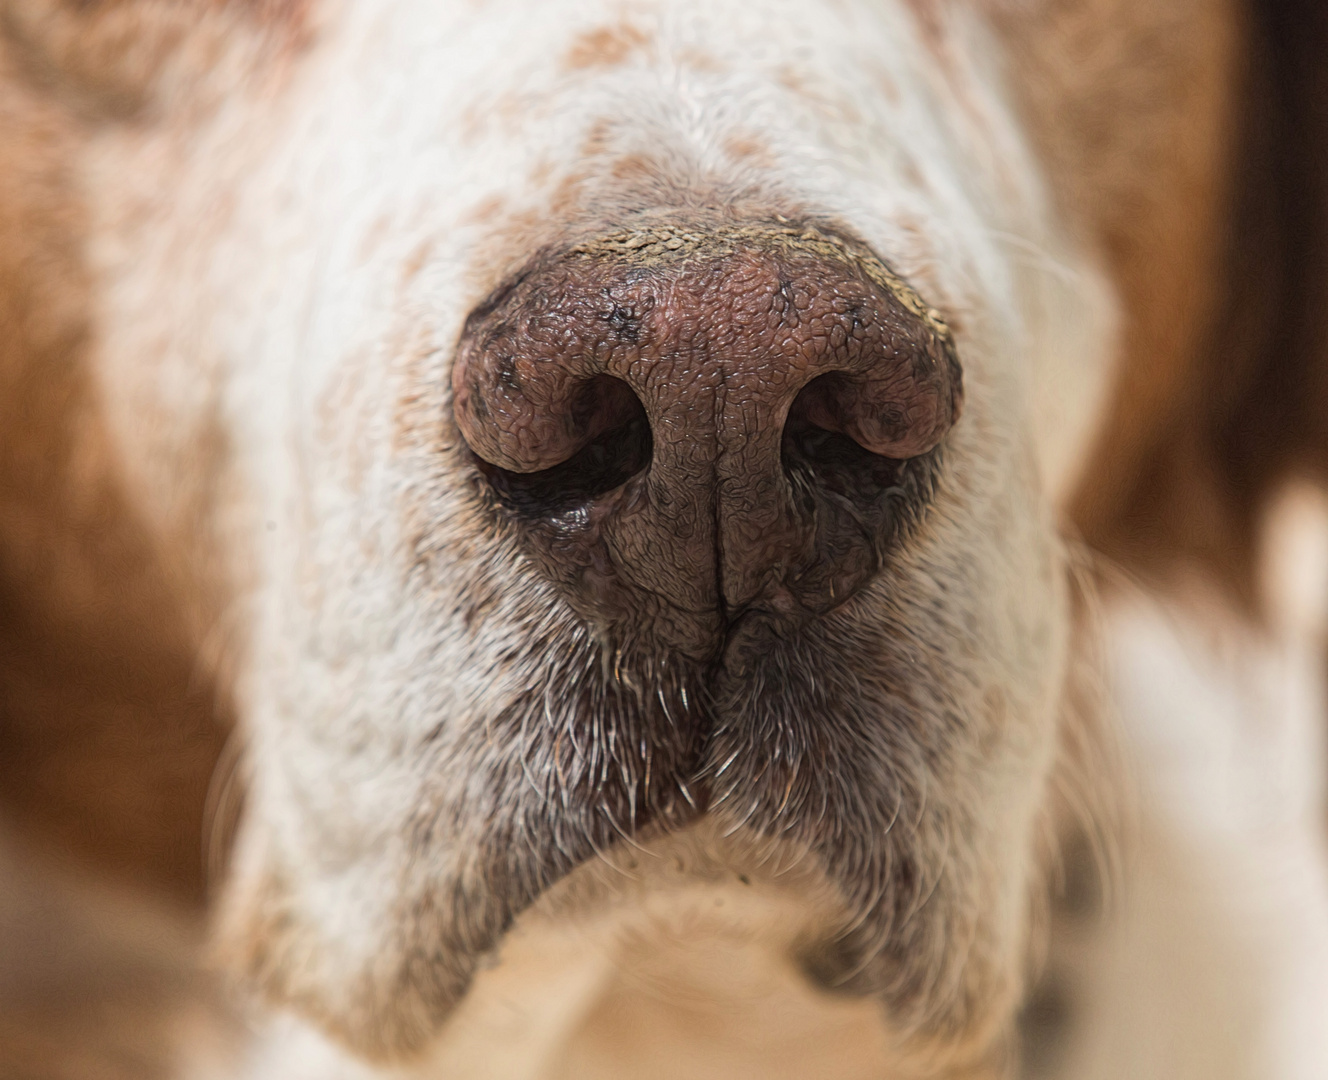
[453,216,962,658]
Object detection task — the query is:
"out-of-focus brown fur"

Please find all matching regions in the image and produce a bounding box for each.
[990,0,1240,572]
[1091,0,1328,603]
[0,830,230,1080]
[995,0,1328,603]
[2,0,307,116]
[0,10,227,905]
[0,0,309,906]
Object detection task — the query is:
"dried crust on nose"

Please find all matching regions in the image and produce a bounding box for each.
[566,219,956,347]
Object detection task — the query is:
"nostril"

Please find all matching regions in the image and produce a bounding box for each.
[788,373,870,449]
[787,369,952,461]
[783,374,908,500]
[568,376,644,458]
[468,377,651,518]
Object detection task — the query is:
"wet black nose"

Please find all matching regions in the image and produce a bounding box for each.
[452,218,961,655]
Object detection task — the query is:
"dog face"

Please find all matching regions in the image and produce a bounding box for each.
[68,0,1119,1068]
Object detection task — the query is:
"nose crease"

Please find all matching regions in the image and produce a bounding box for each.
[452,216,962,656]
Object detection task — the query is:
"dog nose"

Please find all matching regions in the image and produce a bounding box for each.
[453,220,961,651]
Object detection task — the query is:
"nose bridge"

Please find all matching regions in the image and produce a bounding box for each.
[632,253,800,468]
[707,271,814,612]
[623,250,819,614]
[602,281,727,620]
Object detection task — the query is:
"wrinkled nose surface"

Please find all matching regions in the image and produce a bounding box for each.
[453,218,961,655]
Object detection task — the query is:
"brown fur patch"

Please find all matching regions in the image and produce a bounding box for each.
[462,194,506,227]
[563,21,650,72]
[609,152,660,183]
[901,0,949,64]
[876,68,901,104]
[723,133,774,167]
[676,45,724,73]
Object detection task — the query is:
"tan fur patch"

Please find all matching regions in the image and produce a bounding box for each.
[563,21,651,71]
[723,133,774,167]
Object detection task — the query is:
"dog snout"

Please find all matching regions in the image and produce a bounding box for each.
[453,219,962,650]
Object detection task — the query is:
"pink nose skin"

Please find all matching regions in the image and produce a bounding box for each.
[452,217,962,657]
